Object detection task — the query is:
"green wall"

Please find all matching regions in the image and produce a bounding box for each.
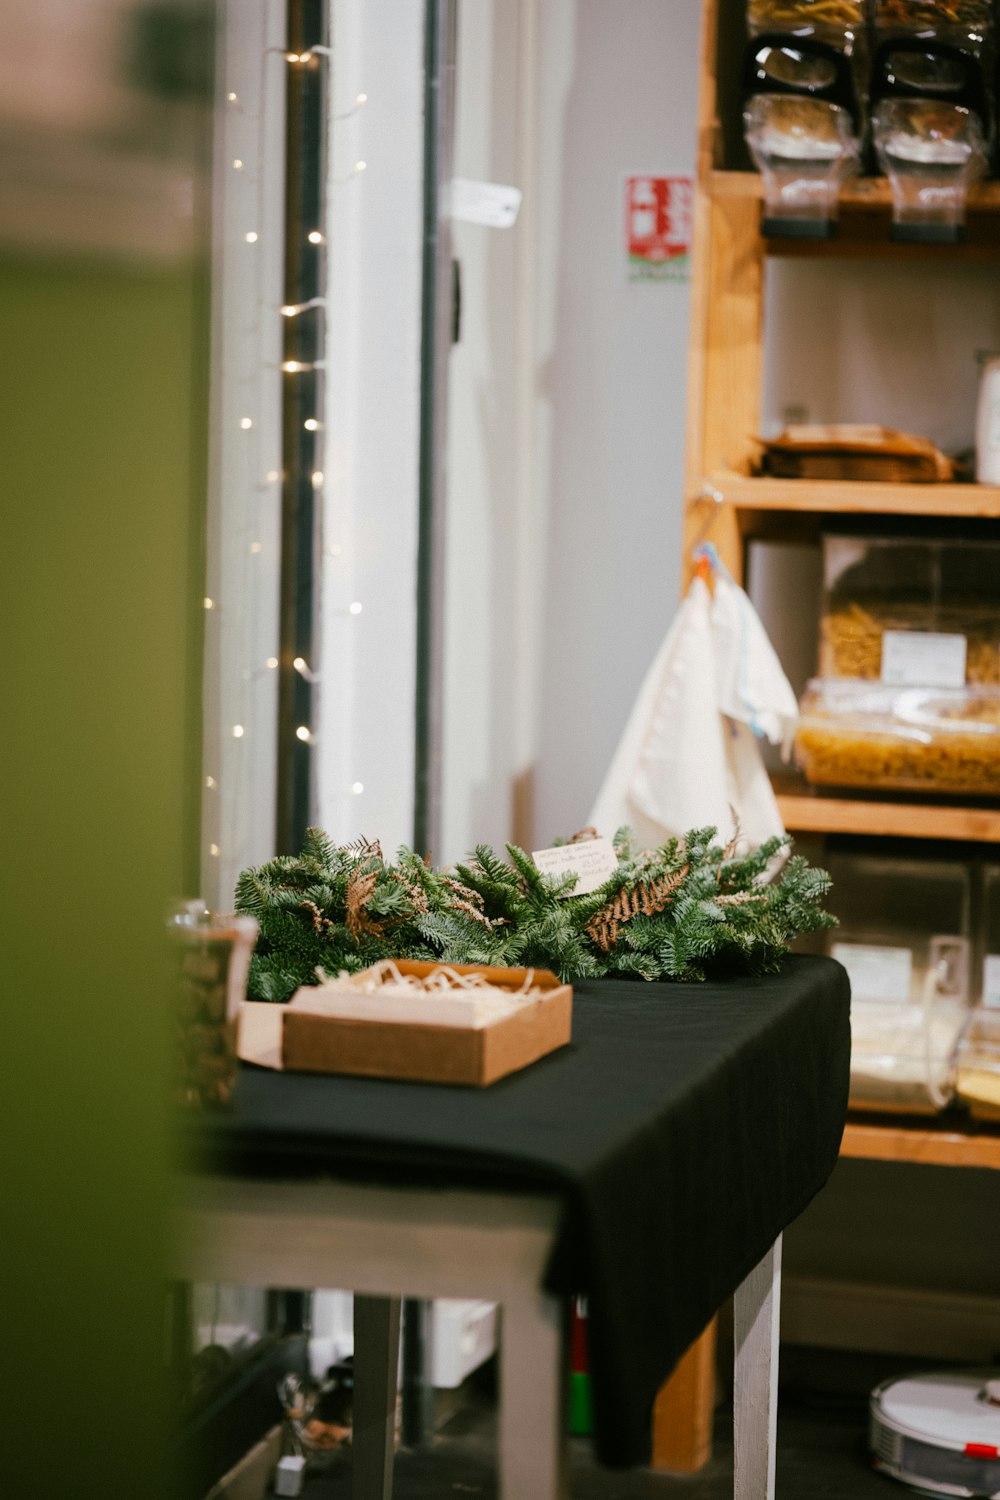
[0,252,206,1496]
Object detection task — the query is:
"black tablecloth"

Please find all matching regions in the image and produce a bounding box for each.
[182,954,850,1467]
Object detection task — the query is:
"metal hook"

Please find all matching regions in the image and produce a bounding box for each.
[689,482,725,554]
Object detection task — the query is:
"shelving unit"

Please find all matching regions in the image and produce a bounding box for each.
[650,0,1000,1474]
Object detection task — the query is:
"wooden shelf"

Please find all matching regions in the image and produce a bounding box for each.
[775,786,1000,843]
[709,171,1000,214]
[706,172,1000,259]
[706,472,1000,520]
[841,1116,1000,1171]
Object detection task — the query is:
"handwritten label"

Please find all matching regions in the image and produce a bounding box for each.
[532,838,618,898]
[831,942,913,1004]
[982,954,1000,1008]
[880,630,967,688]
[450,178,522,229]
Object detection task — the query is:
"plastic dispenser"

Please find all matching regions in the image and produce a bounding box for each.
[822,850,972,1114]
[743,0,866,239]
[871,1,993,243]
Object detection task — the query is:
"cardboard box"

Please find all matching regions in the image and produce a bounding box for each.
[281,961,572,1086]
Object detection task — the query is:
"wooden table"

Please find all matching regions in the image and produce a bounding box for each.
[174,1171,784,1500]
[175,962,849,1497]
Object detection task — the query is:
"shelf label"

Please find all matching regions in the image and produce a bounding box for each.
[450,178,521,229]
[832,942,913,1004]
[982,954,1000,1009]
[532,838,618,897]
[880,630,967,689]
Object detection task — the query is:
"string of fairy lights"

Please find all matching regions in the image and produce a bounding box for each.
[202,24,370,885]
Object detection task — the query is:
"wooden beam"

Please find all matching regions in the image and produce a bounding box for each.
[650,1320,717,1473]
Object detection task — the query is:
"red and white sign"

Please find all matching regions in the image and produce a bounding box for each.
[624,174,692,282]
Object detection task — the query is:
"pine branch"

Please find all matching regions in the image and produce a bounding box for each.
[235,824,835,998]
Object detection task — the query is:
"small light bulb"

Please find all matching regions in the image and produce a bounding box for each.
[311,470,324,488]
[280,304,298,317]
[296,724,312,742]
[232,724,245,739]
[351,781,364,795]
[285,51,300,62]
[355,160,367,173]
[304,418,319,431]
[245,230,258,243]
[227,91,238,102]
[205,775,216,789]
[329,543,343,557]
[307,230,324,245]
[293,656,308,672]
[298,51,313,63]
[265,469,280,482]
[209,843,220,857]
[349,601,363,615]
[203,596,215,610]
[232,158,244,170]
[266,656,279,669]
[357,92,368,104]
[249,541,262,554]
[281,360,304,372]
[240,417,253,430]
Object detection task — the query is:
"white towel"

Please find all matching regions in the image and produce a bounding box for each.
[588,564,797,851]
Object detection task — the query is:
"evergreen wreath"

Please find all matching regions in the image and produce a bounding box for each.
[235,826,835,1003]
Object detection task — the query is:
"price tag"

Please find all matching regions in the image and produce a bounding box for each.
[831,942,913,1004]
[449,178,522,228]
[982,954,1000,1008]
[880,630,967,688]
[532,838,618,897]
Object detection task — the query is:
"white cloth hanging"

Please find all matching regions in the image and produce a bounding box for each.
[588,559,798,852]
[710,564,799,753]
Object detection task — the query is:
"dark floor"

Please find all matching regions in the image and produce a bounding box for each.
[288,1349,922,1500]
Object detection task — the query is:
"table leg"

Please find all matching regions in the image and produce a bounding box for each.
[352,1294,402,1500]
[498,1289,568,1500]
[733,1235,782,1500]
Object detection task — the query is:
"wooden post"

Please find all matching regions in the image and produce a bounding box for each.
[650,1319,717,1473]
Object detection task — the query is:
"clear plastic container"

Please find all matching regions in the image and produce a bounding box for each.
[871,1,993,242]
[743,1,866,238]
[824,850,971,1113]
[874,98,987,242]
[821,534,1000,686]
[745,94,861,235]
[794,679,1000,795]
[167,901,259,1109]
[954,1007,1000,1120]
[973,861,1000,1011]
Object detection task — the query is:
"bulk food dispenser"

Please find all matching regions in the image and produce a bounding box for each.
[822,850,972,1114]
[743,0,866,237]
[871,0,994,242]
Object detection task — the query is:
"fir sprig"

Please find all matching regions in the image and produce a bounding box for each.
[235,825,835,1001]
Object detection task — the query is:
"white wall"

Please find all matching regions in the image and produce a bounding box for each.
[441,0,702,863]
[763,257,1000,451]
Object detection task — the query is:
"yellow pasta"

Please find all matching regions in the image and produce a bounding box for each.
[821,604,1000,685]
[796,691,1000,793]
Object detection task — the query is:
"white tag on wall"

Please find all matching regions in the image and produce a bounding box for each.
[880,630,967,688]
[532,838,618,897]
[832,942,913,1004]
[449,178,522,229]
[982,953,1000,1008]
